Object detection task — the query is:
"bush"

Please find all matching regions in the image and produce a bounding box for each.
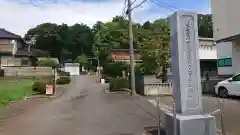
[37,59,59,68]
[58,70,70,77]
[32,81,48,94]
[103,61,128,77]
[109,78,129,91]
[56,76,71,85]
[0,69,4,77]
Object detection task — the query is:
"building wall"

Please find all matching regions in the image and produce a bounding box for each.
[0,39,21,54]
[211,0,240,41]
[232,40,240,74]
[3,67,53,76]
[1,56,21,66]
[198,38,216,60]
[216,42,233,75]
[0,56,30,67]
[0,39,13,53]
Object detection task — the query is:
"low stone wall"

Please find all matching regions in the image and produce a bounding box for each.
[144,80,220,96]
[3,67,53,76]
[144,83,173,96]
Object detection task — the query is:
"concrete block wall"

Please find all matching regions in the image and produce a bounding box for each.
[3,67,53,76]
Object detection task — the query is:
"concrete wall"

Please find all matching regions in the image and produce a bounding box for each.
[211,0,240,41]
[232,40,240,74]
[198,38,216,60]
[0,39,25,54]
[3,67,53,76]
[1,56,22,66]
[217,42,233,75]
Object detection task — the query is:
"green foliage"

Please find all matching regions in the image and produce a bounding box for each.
[0,69,4,77]
[56,76,71,85]
[141,52,158,75]
[24,14,212,76]
[75,54,88,67]
[32,81,47,94]
[103,61,128,77]
[37,58,59,68]
[0,79,34,107]
[198,14,213,38]
[57,70,70,77]
[32,49,50,57]
[24,23,94,63]
[109,78,129,91]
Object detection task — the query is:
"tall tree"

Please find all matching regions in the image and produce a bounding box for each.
[198,14,213,38]
[24,23,94,62]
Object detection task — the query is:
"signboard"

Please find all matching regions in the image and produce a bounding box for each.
[169,11,202,115]
[218,58,232,67]
[46,84,54,95]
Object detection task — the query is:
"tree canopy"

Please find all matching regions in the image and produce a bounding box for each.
[24,14,213,77]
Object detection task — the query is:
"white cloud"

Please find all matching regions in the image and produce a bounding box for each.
[0,0,127,36]
[0,0,210,36]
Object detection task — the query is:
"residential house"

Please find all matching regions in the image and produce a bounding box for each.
[211,0,240,75]
[110,49,142,63]
[0,28,32,68]
[110,38,217,79]
[168,37,217,80]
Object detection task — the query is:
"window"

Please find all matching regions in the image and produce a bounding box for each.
[21,58,29,66]
[218,58,232,67]
[233,74,240,81]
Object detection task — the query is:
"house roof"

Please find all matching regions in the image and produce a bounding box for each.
[216,34,240,43]
[0,28,22,39]
[15,49,32,56]
[110,49,141,53]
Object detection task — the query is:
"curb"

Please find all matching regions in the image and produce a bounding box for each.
[103,89,131,95]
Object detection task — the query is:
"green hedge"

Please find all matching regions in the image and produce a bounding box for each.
[0,69,4,77]
[109,78,129,92]
[37,59,59,68]
[56,76,71,85]
[58,70,70,77]
[103,61,128,77]
[32,81,48,94]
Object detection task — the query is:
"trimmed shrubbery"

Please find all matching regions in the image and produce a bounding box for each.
[103,61,128,77]
[37,58,59,68]
[32,81,48,94]
[0,69,4,77]
[109,78,130,92]
[58,70,70,77]
[56,76,71,85]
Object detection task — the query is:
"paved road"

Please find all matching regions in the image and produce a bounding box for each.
[147,95,240,135]
[0,76,156,135]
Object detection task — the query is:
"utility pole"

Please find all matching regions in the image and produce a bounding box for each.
[127,0,136,96]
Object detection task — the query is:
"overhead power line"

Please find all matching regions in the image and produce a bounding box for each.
[130,0,148,11]
[150,0,176,11]
[154,0,183,11]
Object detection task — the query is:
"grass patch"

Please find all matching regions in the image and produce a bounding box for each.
[0,78,35,107]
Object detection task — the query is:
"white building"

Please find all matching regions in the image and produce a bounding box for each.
[211,0,240,75]
[168,37,217,81]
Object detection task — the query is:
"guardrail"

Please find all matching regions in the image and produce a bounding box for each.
[144,83,173,96]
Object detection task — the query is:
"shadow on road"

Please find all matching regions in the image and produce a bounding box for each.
[144,126,166,135]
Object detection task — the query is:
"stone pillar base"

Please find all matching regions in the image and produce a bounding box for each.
[160,110,216,135]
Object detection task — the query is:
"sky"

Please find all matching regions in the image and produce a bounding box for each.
[0,0,211,36]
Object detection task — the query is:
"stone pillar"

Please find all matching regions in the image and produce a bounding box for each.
[160,11,216,135]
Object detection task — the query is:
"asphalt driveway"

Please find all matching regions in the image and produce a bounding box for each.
[146,95,240,135]
[0,76,157,135]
